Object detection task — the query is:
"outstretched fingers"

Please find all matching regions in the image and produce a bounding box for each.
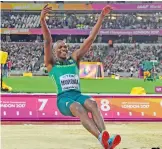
[42,7,52,16]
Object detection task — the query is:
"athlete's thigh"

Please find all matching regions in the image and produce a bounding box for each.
[75,94,91,106]
[57,97,75,116]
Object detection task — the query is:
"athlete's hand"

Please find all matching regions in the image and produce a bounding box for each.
[101,5,112,17]
[40,4,52,21]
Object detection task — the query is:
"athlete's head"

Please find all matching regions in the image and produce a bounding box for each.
[53,40,68,60]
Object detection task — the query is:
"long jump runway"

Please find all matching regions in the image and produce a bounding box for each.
[1,122,162,149]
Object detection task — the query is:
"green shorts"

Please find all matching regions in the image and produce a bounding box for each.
[57,90,91,117]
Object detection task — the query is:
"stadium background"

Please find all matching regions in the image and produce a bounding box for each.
[1,2,162,149]
[1,1,162,94]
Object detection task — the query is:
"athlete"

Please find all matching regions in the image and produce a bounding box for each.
[40,4,121,149]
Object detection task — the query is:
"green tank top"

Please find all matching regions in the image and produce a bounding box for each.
[48,57,80,95]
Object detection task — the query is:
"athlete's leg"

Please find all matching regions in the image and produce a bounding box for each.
[57,94,101,136]
[70,102,100,138]
[70,102,109,149]
[83,98,106,133]
[84,98,121,148]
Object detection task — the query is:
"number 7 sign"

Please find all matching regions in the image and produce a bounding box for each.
[37,98,61,119]
[38,99,48,111]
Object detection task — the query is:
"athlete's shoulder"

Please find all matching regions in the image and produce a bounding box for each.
[70,55,80,68]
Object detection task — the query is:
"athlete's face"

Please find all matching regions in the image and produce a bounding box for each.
[55,41,68,59]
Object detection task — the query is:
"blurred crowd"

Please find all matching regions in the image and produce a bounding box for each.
[1,42,162,73]
[70,44,162,73]
[104,44,162,73]
[1,12,162,29]
[1,42,43,71]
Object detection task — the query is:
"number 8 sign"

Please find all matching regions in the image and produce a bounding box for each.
[100,99,110,112]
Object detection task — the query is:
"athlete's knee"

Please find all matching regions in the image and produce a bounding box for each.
[85,99,98,111]
[70,102,87,117]
[90,99,98,109]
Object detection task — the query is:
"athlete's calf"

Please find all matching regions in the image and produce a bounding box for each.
[84,99,106,133]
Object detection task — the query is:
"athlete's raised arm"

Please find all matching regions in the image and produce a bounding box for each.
[72,5,112,61]
[40,4,54,70]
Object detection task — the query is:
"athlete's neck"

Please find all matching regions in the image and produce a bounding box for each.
[58,58,67,61]
[57,57,68,61]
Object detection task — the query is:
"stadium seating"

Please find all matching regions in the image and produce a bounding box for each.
[1,2,162,76]
[1,12,162,29]
[1,42,162,74]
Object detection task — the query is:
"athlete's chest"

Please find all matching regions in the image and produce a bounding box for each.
[54,59,79,75]
[54,63,78,75]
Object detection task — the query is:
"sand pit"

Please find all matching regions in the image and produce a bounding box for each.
[1,122,162,149]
